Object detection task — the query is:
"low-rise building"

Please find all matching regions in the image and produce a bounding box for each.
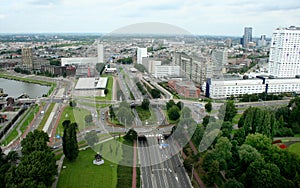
[154,65,180,78]
[205,76,300,99]
[168,79,201,98]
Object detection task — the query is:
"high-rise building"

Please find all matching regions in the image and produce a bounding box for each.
[97,43,104,63]
[242,27,253,47]
[22,48,33,70]
[257,35,267,47]
[137,47,147,64]
[269,26,300,78]
[174,52,207,86]
[210,49,228,76]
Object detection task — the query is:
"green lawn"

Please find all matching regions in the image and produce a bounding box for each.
[78,101,110,109]
[57,148,117,188]
[135,106,151,121]
[294,134,300,138]
[93,138,124,163]
[232,113,243,124]
[56,106,94,135]
[288,142,300,156]
[20,104,40,133]
[38,103,55,131]
[1,129,18,146]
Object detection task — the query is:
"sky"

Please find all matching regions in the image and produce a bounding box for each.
[0,0,300,37]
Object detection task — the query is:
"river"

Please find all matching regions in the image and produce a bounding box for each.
[0,78,50,98]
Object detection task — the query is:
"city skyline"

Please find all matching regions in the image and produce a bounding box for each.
[0,0,300,36]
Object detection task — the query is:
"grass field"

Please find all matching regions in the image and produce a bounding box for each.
[37,103,55,131]
[56,106,94,135]
[57,148,118,188]
[232,113,243,124]
[288,142,300,156]
[20,104,39,133]
[135,106,151,121]
[294,134,300,138]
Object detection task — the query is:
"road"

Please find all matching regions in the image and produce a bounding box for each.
[138,136,192,188]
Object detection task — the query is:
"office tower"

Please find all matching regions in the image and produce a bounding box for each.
[97,43,104,63]
[22,48,33,70]
[242,27,253,47]
[137,47,147,64]
[211,49,228,76]
[269,26,300,78]
[257,35,267,47]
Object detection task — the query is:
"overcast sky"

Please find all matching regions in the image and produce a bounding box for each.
[0,0,299,37]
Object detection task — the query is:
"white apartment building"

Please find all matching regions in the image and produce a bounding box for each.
[174,52,207,86]
[97,43,104,63]
[142,58,161,73]
[269,26,300,78]
[205,77,300,99]
[210,49,228,76]
[137,47,147,64]
[153,65,180,78]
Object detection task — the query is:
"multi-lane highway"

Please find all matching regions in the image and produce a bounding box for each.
[138,136,192,188]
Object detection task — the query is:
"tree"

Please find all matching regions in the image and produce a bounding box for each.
[176,101,184,111]
[6,130,58,187]
[206,160,219,186]
[244,133,272,154]
[123,129,137,142]
[109,105,116,120]
[168,105,180,121]
[245,159,282,188]
[166,100,176,111]
[6,151,19,165]
[104,88,109,95]
[141,98,150,110]
[202,115,215,127]
[191,125,205,146]
[205,101,212,113]
[69,100,77,108]
[238,144,262,165]
[84,114,93,124]
[21,130,50,156]
[15,151,57,187]
[221,121,233,138]
[222,179,244,188]
[63,122,79,161]
[219,100,237,122]
[150,88,161,98]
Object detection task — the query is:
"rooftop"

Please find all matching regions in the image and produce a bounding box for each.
[75,77,108,90]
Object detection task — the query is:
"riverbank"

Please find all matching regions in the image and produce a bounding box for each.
[0,73,56,96]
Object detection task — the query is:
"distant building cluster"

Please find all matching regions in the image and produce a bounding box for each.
[206,26,300,99]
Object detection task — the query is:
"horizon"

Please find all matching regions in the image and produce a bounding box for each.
[1,1,299,37]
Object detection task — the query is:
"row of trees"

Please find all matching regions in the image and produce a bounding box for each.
[239,93,284,102]
[183,99,300,187]
[14,67,31,75]
[136,82,147,96]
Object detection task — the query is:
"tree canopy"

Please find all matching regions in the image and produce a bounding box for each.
[62,121,79,161]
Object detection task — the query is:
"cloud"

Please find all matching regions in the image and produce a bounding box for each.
[0,14,5,20]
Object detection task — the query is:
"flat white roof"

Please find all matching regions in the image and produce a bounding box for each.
[75,77,108,90]
[61,57,98,66]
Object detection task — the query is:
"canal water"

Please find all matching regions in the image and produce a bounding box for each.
[0,78,50,98]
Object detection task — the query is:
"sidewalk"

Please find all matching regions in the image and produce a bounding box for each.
[132,140,137,188]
